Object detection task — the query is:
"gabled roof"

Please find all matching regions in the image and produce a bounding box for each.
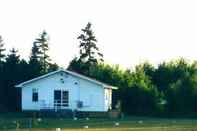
[15,69,118,89]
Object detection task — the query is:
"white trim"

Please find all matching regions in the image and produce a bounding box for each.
[15,69,118,90]
[15,70,60,87]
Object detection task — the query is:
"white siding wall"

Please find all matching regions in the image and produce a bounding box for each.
[22,71,109,112]
[22,72,79,110]
[78,78,105,112]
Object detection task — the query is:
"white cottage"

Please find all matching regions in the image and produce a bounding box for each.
[15,69,118,112]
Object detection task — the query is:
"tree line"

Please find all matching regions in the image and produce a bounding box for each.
[0,31,58,111]
[1,22,197,117]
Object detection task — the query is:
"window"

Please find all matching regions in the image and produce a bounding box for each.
[62,91,69,107]
[32,88,38,102]
[54,90,61,100]
[54,90,69,107]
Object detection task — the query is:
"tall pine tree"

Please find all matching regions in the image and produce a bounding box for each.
[33,30,51,73]
[78,22,103,64]
[0,36,6,63]
[68,22,103,75]
[29,41,42,77]
[4,48,20,110]
[0,36,6,111]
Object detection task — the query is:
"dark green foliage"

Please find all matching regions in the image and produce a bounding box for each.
[48,63,59,72]
[29,41,43,78]
[3,48,21,110]
[68,22,104,75]
[121,85,158,115]
[33,30,51,73]
[0,36,5,63]
[1,28,197,118]
[78,22,103,64]
[68,57,89,75]
[29,30,58,76]
[67,23,197,117]
[68,57,197,116]
[0,33,58,112]
[71,22,104,75]
[0,36,6,109]
[120,65,159,115]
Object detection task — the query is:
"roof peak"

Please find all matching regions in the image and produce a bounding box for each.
[15,69,118,89]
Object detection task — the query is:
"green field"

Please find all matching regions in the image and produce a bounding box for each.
[1,114,197,131]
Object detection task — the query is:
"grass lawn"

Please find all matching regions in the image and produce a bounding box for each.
[1,113,197,130]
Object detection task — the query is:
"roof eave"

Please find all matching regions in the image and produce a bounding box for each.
[14,69,63,88]
[15,85,23,88]
[14,69,120,90]
[103,85,118,90]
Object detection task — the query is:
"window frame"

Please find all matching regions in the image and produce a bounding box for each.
[54,90,69,107]
[32,88,38,102]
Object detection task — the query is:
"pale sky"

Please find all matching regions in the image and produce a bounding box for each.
[0,0,197,69]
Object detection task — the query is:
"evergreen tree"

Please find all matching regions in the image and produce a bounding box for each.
[0,36,5,111]
[68,57,87,74]
[33,30,51,73]
[4,48,20,110]
[78,22,103,65]
[0,36,6,63]
[30,42,40,60]
[68,22,103,75]
[6,48,20,67]
[48,63,59,72]
[29,42,42,77]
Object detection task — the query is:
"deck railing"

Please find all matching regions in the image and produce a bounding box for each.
[39,100,70,111]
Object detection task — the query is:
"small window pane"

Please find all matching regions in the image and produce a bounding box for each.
[62,91,69,107]
[32,89,38,102]
[54,90,61,100]
[32,92,38,102]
